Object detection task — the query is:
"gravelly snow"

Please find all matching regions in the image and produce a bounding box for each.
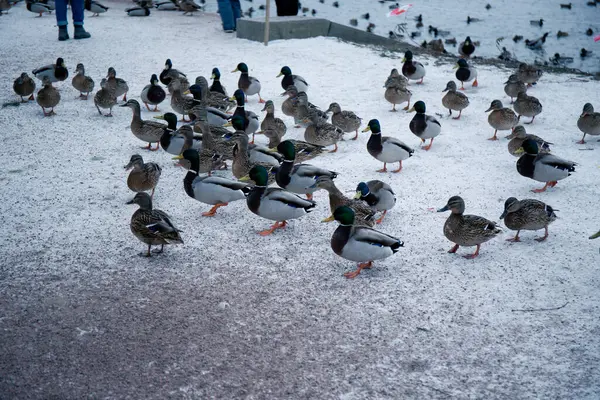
[0,2,599,399]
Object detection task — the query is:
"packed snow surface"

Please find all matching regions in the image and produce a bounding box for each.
[0,2,599,399]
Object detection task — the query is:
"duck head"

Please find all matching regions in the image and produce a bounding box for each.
[164,59,173,70]
[442,81,457,92]
[333,206,356,225]
[500,197,520,219]
[150,74,160,85]
[211,67,221,80]
[153,112,178,130]
[437,196,466,214]
[232,62,248,73]
[261,100,275,112]
[124,154,144,171]
[277,66,292,78]
[362,119,381,134]
[230,89,245,106]
[126,192,152,209]
[354,182,370,199]
[247,165,269,186]
[408,100,426,114]
[454,58,469,70]
[402,50,414,63]
[326,102,341,114]
[277,140,296,161]
[485,100,504,112]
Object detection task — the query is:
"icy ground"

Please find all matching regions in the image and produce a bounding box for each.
[0,2,600,399]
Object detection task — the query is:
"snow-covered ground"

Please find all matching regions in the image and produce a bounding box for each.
[1,2,600,398]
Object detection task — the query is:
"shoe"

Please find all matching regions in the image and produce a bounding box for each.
[73,25,91,40]
[58,25,69,41]
[224,29,234,33]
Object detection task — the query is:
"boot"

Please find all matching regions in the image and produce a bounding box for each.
[73,24,91,40]
[58,25,69,41]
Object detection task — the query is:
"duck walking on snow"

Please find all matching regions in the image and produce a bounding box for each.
[363,119,414,173]
[141,74,166,111]
[441,81,469,119]
[513,91,542,124]
[454,59,478,89]
[355,180,396,225]
[504,74,527,103]
[124,154,162,199]
[13,72,36,102]
[576,103,600,144]
[232,62,264,103]
[384,68,411,111]
[485,100,518,140]
[500,197,557,242]
[516,139,576,193]
[402,50,426,84]
[408,100,441,150]
[459,36,476,58]
[326,102,362,140]
[36,76,60,116]
[71,63,95,100]
[32,57,68,83]
[277,66,308,92]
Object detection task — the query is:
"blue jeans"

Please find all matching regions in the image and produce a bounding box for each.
[56,0,85,26]
[217,0,241,31]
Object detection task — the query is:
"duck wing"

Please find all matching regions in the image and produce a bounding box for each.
[264,188,316,209]
[352,226,403,250]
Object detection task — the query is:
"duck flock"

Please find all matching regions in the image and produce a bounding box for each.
[10,38,600,278]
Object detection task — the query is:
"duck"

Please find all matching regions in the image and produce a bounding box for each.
[241,165,316,236]
[170,79,196,122]
[384,68,412,111]
[26,0,52,16]
[126,192,183,257]
[441,81,469,119]
[525,32,549,49]
[71,63,94,100]
[459,36,476,57]
[230,132,278,184]
[194,76,236,112]
[85,0,108,15]
[363,119,414,172]
[94,85,117,117]
[437,196,502,259]
[232,62,264,103]
[506,125,551,157]
[408,100,442,150]
[160,122,202,157]
[101,67,128,101]
[280,85,322,121]
[401,50,426,84]
[13,72,36,102]
[125,4,151,16]
[516,139,576,192]
[36,76,60,116]
[500,197,557,242]
[576,103,600,144]
[178,0,201,15]
[186,84,232,126]
[303,113,344,153]
[454,59,478,89]
[260,100,287,141]
[155,0,178,10]
[179,149,250,217]
[120,99,170,150]
[484,99,518,140]
[229,89,260,140]
[140,74,166,112]
[294,92,327,127]
[326,102,362,140]
[517,63,543,86]
[312,176,375,226]
[227,117,282,166]
[277,66,309,92]
[32,57,68,83]
[209,67,228,96]
[160,58,187,87]
[331,206,404,279]
[354,181,396,224]
[275,140,337,200]
[513,91,542,124]
[503,74,527,103]
[124,154,162,199]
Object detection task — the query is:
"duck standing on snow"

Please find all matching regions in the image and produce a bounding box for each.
[169,79,196,122]
[277,66,308,92]
[102,67,128,101]
[71,63,94,100]
[506,125,551,157]
[408,100,441,150]
[484,99,518,140]
[121,99,171,150]
[232,62,264,103]
[126,3,151,16]
[454,59,478,89]
[84,0,108,16]
[303,113,344,152]
[326,102,362,140]
[384,68,411,111]
[516,139,576,193]
[155,113,200,156]
[229,88,259,140]
[517,63,543,86]
[363,119,414,173]
[26,0,52,16]
[504,74,527,103]
[141,74,166,111]
[437,196,502,259]
[124,154,162,199]
[331,206,404,279]
[32,57,68,83]
[260,100,287,139]
[241,165,316,236]
[209,67,228,96]
[160,59,188,87]
[127,192,183,257]
[401,50,426,84]
[13,72,36,102]
[312,176,375,227]
[178,0,201,15]
[155,0,179,10]
[441,81,469,119]
[513,91,542,124]
[459,36,476,58]
[500,197,557,242]
[355,181,396,225]
[576,103,600,144]
[36,76,60,116]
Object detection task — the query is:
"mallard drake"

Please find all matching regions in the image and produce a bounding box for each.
[178,0,200,14]
[179,149,250,216]
[590,230,600,240]
[275,140,337,200]
[186,84,232,126]
[227,117,282,166]
[229,89,260,140]
[355,181,396,224]
[102,67,128,101]
[313,176,374,226]
[230,132,278,184]
[155,0,178,10]
[504,74,527,104]
[303,113,344,153]
[516,139,576,193]
[160,58,187,87]
[331,206,404,279]
[363,119,414,172]
[85,0,108,15]
[441,81,469,119]
[13,72,36,102]
[277,66,308,92]
[326,102,362,140]
[485,99,518,140]
[121,99,170,150]
[408,100,441,150]
[71,63,94,100]
[194,76,235,112]
[32,57,68,83]
[259,99,287,139]
[170,79,196,122]
[36,76,60,116]
[94,85,117,117]
[140,74,166,112]
[26,0,52,16]
[210,67,228,96]
[125,5,150,16]
[126,192,183,257]
[437,196,502,259]
[232,62,264,103]
[384,74,412,112]
[500,197,557,242]
[124,154,162,198]
[459,36,476,58]
[517,63,543,86]
[401,50,426,84]
[576,103,600,144]
[507,125,551,157]
[241,165,316,236]
[513,91,542,124]
[454,59,478,89]
[160,123,202,157]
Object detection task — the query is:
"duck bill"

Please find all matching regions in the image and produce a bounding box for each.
[229,96,236,102]
[125,198,135,204]
[514,147,525,155]
[437,205,450,212]
[484,106,493,112]
[353,191,362,199]
[231,68,239,73]
[321,215,335,223]
[153,115,165,120]
[223,121,233,127]
[183,90,191,95]
[118,103,129,107]
[499,210,507,219]
[276,72,283,77]
[590,231,600,239]
[261,104,268,111]
[361,126,371,132]
[124,163,134,171]
[452,64,459,69]
[407,106,415,113]
[238,176,251,182]
[211,74,216,79]
[401,57,406,62]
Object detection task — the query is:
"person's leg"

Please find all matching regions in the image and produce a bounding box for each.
[231,0,241,30]
[71,0,90,39]
[217,0,234,32]
[55,0,69,40]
